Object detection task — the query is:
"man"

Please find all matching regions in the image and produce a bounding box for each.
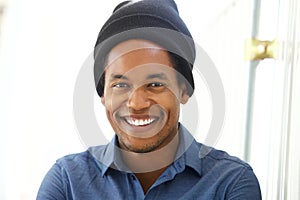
[37,0,261,199]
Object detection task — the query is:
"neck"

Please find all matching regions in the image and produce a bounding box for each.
[121,133,179,194]
[121,132,179,173]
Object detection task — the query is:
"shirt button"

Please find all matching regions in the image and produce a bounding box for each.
[130,175,136,180]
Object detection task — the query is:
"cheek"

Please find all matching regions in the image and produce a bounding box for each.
[154,96,180,114]
[103,93,128,115]
[162,89,181,105]
[165,95,181,118]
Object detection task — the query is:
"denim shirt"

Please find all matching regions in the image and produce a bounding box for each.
[37,125,261,200]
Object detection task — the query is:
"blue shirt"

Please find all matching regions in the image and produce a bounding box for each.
[37,125,261,199]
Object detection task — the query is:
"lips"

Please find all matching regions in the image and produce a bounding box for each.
[115,113,164,138]
[113,106,167,138]
[123,116,157,126]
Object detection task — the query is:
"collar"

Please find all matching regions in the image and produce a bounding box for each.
[88,136,127,177]
[89,123,204,177]
[174,124,202,176]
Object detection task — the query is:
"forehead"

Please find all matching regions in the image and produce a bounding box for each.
[105,39,174,76]
[107,39,167,62]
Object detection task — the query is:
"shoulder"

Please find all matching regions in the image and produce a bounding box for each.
[55,145,108,172]
[194,142,259,186]
[206,147,261,198]
[194,143,261,197]
[183,142,261,199]
[198,143,261,194]
[198,143,252,172]
[37,145,110,199]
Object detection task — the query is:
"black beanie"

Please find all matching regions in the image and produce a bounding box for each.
[94,0,196,97]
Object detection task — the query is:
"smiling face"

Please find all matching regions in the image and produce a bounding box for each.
[101,39,189,153]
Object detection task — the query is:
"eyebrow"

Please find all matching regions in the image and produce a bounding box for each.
[109,73,168,81]
[146,73,168,80]
[109,74,129,81]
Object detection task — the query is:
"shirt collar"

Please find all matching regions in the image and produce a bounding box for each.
[90,123,204,177]
[175,124,202,176]
[88,138,116,177]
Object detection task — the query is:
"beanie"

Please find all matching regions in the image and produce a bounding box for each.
[94,0,196,97]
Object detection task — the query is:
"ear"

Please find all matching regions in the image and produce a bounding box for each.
[179,83,190,104]
[101,96,105,106]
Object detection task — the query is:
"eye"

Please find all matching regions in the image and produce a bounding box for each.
[112,82,129,88]
[147,82,164,88]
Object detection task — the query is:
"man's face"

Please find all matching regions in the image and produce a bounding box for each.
[101,39,189,153]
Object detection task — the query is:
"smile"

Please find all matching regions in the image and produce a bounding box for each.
[123,117,156,126]
[115,111,167,138]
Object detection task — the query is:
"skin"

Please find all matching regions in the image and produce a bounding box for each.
[101,39,190,193]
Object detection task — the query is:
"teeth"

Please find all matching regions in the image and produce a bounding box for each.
[125,118,155,126]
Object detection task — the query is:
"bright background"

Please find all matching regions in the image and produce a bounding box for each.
[0,0,299,199]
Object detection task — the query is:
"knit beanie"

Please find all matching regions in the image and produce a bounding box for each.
[94,0,196,97]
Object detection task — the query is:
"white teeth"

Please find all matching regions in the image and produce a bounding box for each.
[125,118,155,126]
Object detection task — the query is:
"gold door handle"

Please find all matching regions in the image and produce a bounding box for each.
[245,38,278,60]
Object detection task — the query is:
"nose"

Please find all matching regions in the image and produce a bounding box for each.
[126,87,151,111]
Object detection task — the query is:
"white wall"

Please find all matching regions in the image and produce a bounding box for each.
[0,0,119,199]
